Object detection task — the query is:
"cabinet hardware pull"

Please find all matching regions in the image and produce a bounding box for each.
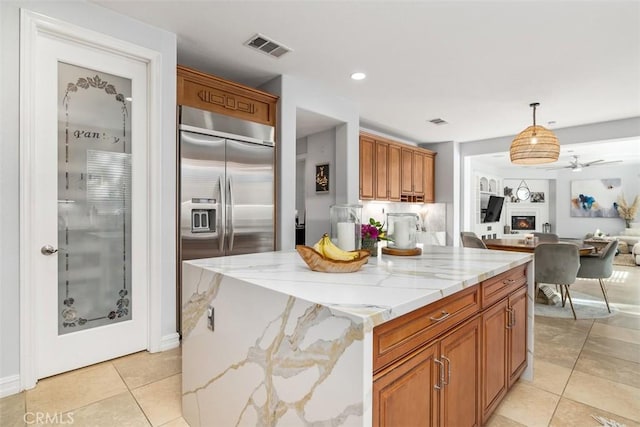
[505,308,511,329]
[503,279,516,285]
[442,355,451,385]
[511,307,516,327]
[429,311,450,322]
[434,359,444,390]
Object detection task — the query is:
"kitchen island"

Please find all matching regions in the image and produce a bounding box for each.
[182,245,534,426]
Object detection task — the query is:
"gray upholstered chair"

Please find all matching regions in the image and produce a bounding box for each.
[534,243,581,319]
[532,232,559,242]
[576,240,618,313]
[460,232,487,249]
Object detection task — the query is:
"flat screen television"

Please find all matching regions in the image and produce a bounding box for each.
[482,195,505,223]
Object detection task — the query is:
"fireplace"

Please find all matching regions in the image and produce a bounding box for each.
[512,215,536,231]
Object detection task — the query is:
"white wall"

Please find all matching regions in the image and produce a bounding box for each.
[1,1,176,395]
[555,164,640,238]
[259,75,359,251]
[304,129,337,244]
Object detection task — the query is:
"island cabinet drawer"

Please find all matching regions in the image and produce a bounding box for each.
[481,264,527,308]
[373,285,480,373]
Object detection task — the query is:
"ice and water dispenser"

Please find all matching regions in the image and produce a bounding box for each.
[190,198,216,233]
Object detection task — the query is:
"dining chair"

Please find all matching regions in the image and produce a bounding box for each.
[576,240,618,313]
[534,243,581,319]
[532,232,559,242]
[460,232,487,249]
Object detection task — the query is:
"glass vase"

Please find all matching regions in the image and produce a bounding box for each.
[329,204,362,251]
[361,237,378,257]
[386,213,418,250]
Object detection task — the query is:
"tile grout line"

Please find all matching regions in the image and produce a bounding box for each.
[111,357,156,426]
[544,318,596,426]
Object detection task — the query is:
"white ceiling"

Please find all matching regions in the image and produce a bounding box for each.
[95,1,640,146]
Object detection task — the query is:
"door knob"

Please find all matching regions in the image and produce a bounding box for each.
[41,245,58,255]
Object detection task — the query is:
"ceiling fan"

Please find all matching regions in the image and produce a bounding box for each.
[544,155,622,171]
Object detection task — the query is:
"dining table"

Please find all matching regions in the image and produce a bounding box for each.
[483,238,595,255]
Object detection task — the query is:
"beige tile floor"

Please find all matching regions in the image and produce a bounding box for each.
[1,264,639,426]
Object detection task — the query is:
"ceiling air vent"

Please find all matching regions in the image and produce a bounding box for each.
[244,33,292,58]
[428,118,448,126]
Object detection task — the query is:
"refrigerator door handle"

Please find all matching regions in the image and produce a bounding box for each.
[228,176,235,251]
[218,177,225,253]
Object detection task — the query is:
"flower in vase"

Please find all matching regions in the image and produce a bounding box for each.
[361,218,388,242]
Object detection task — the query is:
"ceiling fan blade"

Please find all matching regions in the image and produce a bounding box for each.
[582,159,604,166]
[541,165,573,170]
[585,160,623,167]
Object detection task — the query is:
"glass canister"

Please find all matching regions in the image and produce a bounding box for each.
[387,213,418,250]
[329,204,362,251]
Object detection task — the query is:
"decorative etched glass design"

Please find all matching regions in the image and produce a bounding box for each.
[58,62,132,334]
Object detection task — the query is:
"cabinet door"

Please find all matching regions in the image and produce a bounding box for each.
[360,136,375,200]
[401,148,413,194]
[388,144,402,201]
[375,141,390,200]
[373,343,439,427]
[413,151,425,196]
[424,154,435,202]
[481,299,508,422]
[440,317,481,427]
[508,286,528,386]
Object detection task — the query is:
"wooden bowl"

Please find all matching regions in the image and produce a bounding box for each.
[295,245,370,273]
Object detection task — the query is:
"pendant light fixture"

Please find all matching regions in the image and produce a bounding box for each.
[510,102,560,165]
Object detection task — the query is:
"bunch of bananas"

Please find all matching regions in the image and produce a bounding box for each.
[313,233,360,261]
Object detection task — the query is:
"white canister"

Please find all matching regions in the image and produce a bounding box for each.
[387,213,418,250]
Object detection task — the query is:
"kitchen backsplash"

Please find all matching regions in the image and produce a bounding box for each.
[362,201,447,245]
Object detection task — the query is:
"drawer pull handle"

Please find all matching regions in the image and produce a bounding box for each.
[434,359,444,390]
[503,279,516,285]
[442,355,451,385]
[505,307,513,329]
[429,311,450,322]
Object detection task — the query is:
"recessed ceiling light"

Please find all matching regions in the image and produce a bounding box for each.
[350,72,366,81]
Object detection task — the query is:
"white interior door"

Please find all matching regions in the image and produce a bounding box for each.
[31,33,149,379]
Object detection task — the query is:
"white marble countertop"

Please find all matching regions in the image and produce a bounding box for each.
[186,245,532,328]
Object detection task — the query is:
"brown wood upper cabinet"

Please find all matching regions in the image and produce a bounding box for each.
[359,136,375,200]
[360,132,436,203]
[177,65,278,126]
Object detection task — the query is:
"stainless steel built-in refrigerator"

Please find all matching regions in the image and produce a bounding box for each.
[179,106,275,265]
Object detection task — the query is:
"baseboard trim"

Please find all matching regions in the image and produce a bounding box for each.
[157,332,180,352]
[0,374,21,398]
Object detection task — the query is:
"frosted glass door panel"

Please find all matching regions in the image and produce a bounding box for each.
[58,62,132,335]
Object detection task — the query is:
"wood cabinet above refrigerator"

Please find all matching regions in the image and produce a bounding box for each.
[177,65,278,126]
[359,132,436,203]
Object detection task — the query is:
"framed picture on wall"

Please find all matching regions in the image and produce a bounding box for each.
[570,178,621,217]
[530,192,545,203]
[315,163,330,193]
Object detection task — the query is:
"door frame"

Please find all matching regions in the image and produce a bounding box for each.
[19,10,165,389]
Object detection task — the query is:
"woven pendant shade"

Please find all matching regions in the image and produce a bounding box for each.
[510,103,560,165]
[510,125,560,164]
